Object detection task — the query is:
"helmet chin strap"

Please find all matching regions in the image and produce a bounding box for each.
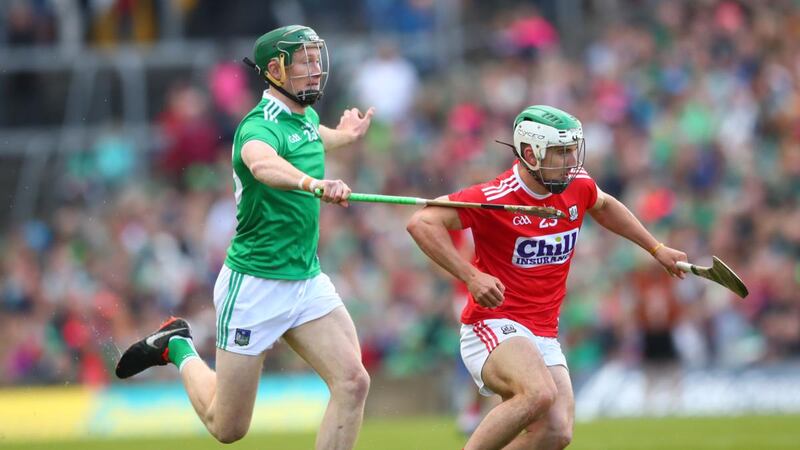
[264,77,322,107]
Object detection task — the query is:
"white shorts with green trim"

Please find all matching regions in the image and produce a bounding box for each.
[460,318,568,396]
[213,264,344,355]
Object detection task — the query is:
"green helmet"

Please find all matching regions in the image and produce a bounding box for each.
[512,105,585,194]
[252,25,329,106]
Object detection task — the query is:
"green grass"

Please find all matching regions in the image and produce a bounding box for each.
[2,415,799,450]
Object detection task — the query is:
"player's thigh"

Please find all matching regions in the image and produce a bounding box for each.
[526,365,574,434]
[282,306,364,385]
[212,348,265,427]
[213,266,296,354]
[481,336,554,399]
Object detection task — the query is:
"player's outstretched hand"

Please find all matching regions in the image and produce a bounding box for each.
[313,179,351,207]
[336,107,375,140]
[654,245,688,279]
[467,271,505,309]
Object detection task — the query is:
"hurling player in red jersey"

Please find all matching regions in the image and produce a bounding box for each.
[407,105,687,450]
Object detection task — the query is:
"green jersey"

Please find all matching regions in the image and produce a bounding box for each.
[225,92,324,280]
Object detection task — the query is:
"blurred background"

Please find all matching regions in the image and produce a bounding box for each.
[1,0,800,448]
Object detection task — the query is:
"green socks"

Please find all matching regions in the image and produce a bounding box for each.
[167,336,200,371]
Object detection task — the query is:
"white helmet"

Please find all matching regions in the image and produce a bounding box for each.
[511,105,585,194]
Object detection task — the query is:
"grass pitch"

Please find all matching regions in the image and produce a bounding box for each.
[2,414,798,449]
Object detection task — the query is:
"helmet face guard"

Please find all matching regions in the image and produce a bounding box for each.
[274,39,329,106]
[533,140,586,194]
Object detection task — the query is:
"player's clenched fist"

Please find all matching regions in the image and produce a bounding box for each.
[653,245,688,279]
[466,271,506,308]
[313,179,351,207]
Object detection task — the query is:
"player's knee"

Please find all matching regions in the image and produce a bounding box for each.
[550,427,572,449]
[211,424,249,444]
[557,432,573,449]
[348,366,371,401]
[540,387,557,412]
[519,386,556,423]
[207,412,250,444]
[544,413,573,449]
[335,366,370,402]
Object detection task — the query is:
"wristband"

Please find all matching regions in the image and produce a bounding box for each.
[298,175,315,192]
[649,242,665,256]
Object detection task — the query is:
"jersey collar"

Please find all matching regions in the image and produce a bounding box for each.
[262,90,291,115]
[513,164,552,200]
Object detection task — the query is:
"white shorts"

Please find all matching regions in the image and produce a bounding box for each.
[213,264,344,355]
[460,318,568,396]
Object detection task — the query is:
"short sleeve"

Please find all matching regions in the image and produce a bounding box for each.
[448,184,487,230]
[239,120,286,156]
[573,170,598,210]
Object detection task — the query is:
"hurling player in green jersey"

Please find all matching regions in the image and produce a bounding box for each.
[115,25,375,448]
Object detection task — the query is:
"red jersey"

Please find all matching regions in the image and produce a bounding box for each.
[449,163,598,337]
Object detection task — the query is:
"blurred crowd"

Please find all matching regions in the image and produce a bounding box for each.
[1,0,799,388]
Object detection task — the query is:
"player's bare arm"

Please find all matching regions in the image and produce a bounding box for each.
[588,188,687,278]
[319,107,375,151]
[242,140,351,206]
[407,199,505,308]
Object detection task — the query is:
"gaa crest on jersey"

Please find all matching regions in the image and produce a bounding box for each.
[512,214,533,226]
[569,205,578,221]
[512,228,579,268]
